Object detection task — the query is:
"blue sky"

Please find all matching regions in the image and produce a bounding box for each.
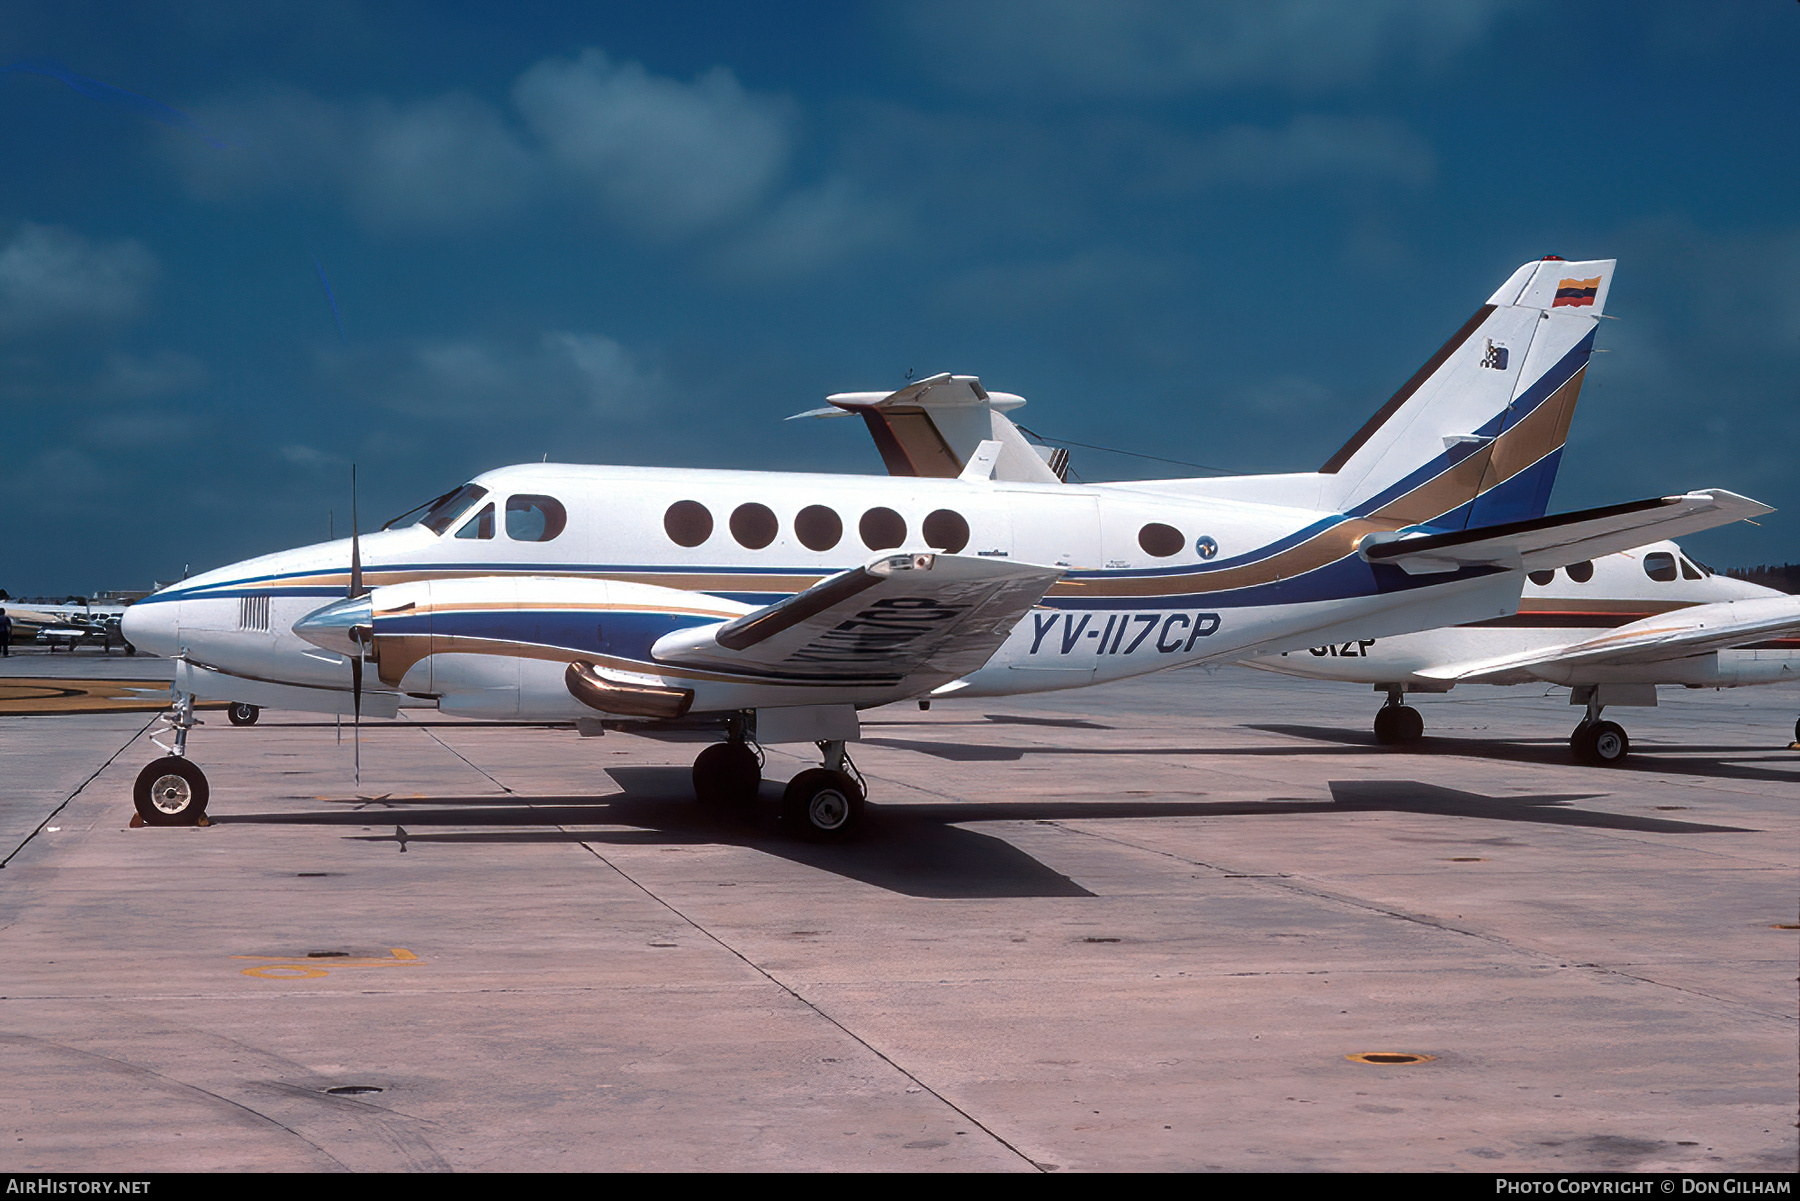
[3,1,1796,594]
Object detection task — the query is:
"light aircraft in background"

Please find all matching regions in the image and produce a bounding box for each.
[121,256,1770,836]
[1243,539,1800,762]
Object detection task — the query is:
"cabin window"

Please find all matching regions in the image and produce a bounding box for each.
[1679,556,1703,580]
[860,507,906,550]
[455,503,495,540]
[1527,569,1555,586]
[795,505,842,551]
[1643,552,1678,583]
[922,509,970,554]
[730,503,779,550]
[664,501,713,547]
[1138,523,1184,558]
[418,484,488,535]
[505,495,567,542]
[1565,560,1594,583]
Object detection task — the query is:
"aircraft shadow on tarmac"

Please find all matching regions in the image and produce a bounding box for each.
[219,757,1750,899]
[1249,724,1800,786]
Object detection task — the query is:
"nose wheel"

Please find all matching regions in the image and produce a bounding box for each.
[133,756,210,825]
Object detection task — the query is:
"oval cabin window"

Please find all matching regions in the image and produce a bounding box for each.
[505,495,567,542]
[1138,523,1184,558]
[664,500,713,547]
[794,505,842,551]
[1527,569,1555,586]
[730,502,779,550]
[922,509,970,554]
[1565,560,1594,583]
[860,507,907,550]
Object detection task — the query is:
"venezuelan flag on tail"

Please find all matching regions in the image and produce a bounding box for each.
[1315,256,1615,533]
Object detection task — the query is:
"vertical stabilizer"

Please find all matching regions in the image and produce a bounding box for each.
[1318,257,1613,529]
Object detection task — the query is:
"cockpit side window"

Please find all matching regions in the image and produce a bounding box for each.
[455,502,495,540]
[1678,556,1704,580]
[418,484,490,535]
[505,495,567,542]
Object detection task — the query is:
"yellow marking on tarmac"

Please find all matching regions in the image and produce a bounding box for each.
[0,678,229,716]
[233,947,422,979]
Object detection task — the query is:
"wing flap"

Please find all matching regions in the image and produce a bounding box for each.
[1419,594,1800,682]
[1362,490,1772,576]
[653,552,1063,689]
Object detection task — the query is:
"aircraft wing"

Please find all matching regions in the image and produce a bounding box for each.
[1417,594,1800,682]
[652,551,1062,689]
[1361,490,1772,576]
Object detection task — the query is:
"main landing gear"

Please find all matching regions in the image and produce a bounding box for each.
[692,719,762,808]
[227,702,260,726]
[1373,687,1424,745]
[689,728,865,841]
[133,690,210,826]
[1569,691,1629,766]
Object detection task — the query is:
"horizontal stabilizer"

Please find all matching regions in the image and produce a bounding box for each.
[652,551,1062,689]
[1418,594,1800,682]
[1361,490,1772,576]
[793,372,1064,484]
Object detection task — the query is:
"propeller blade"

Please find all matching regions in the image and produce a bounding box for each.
[351,653,362,784]
[349,464,366,599]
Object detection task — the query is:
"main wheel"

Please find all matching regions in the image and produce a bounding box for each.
[1374,705,1421,744]
[781,769,864,841]
[227,702,260,727]
[133,757,210,826]
[1586,720,1629,765]
[692,741,760,808]
[1573,720,1629,765]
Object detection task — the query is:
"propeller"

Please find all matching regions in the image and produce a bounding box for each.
[349,465,367,784]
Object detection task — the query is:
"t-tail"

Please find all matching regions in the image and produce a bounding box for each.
[1316,256,1613,532]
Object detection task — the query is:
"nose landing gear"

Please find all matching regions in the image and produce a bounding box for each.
[227,702,260,726]
[133,690,211,826]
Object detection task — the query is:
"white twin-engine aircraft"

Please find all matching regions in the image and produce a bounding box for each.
[1244,539,1800,763]
[122,257,1771,838]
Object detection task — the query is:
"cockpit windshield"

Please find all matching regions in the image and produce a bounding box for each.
[412,484,490,535]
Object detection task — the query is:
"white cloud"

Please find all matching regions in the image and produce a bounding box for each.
[334,330,663,421]
[95,350,209,400]
[715,176,905,278]
[900,0,1519,95]
[1185,115,1434,188]
[0,223,158,334]
[171,87,537,233]
[514,48,791,236]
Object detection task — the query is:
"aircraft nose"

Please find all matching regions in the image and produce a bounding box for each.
[120,600,178,658]
[293,595,373,658]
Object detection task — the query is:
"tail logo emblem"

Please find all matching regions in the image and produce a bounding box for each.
[1552,277,1601,308]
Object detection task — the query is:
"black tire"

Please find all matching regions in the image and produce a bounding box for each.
[1587,720,1629,765]
[781,769,864,841]
[1568,721,1589,756]
[1792,716,1798,743]
[692,742,761,808]
[227,702,260,727]
[133,757,209,826]
[1374,705,1420,744]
